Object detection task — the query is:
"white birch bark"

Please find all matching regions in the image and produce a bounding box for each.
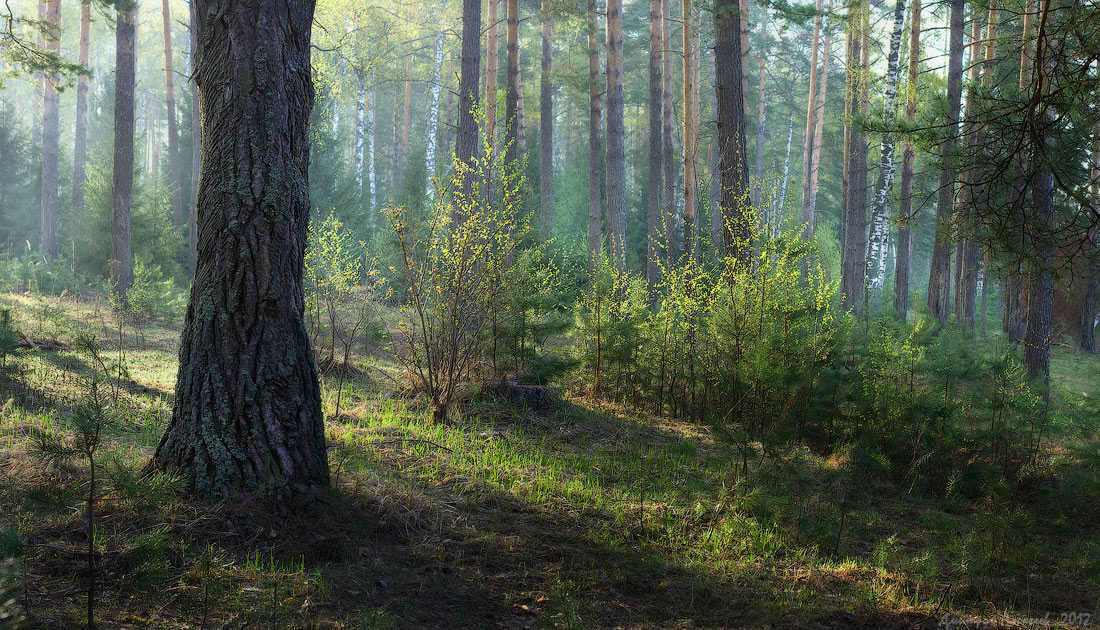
[368,72,377,212]
[865,0,906,293]
[777,110,794,221]
[355,79,366,198]
[426,1,450,199]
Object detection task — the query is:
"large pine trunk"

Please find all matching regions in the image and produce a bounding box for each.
[952,13,987,328]
[539,2,553,239]
[751,8,767,215]
[162,0,184,231]
[606,0,627,271]
[506,0,521,168]
[661,0,677,260]
[73,1,91,223]
[110,7,136,296]
[864,0,906,298]
[894,0,921,321]
[587,0,602,266]
[39,0,61,260]
[1005,0,1035,343]
[1083,140,1100,352]
[646,0,664,292]
[926,0,965,323]
[805,20,831,238]
[715,0,749,264]
[154,0,329,503]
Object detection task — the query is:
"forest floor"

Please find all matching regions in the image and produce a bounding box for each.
[1,291,1099,629]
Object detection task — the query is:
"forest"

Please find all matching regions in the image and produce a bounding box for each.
[0,0,1099,627]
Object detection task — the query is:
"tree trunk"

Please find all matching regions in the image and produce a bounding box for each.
[162,0,184,231]
[1024,0,1055,389]
[864,0,905,299]
[777,110,794,215]
[839,0,868,315]
[154,0,329,503]
[189,0,201,267]
[661,0,677,259]
[398,56,412,195]
[39,0,61,260]
[606,0,627,271]
[1082,139,1100,352]
[539,1,553,238]
[1006,0,1035,343]
[455,0,483,203]
[805,18,831,238]
[487,0,500,148]
[647,0,664,292]
[506,0,520,168]
[682,0,699,262]
[799,0,823,236]
[355,78,366,199]
[73,1,91,223]
[893,0,920,321]
[110,7,136,296]
[926,0,965,323]
[952,10,991,328]
[587,0,602,266]
[426,3,449,197]
[716,0,749,264]
[368,77,377,213]
[751,8,767,214]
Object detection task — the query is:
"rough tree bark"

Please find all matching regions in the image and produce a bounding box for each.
[647,0,664,292]
[606,0,627,271]
[162,0,184,231]
[752,8,768,214]
[73,1,91,222]
[1082,138,1100,352]
[110,6,135,296]
[804,16,831,238]
[397,56,412,195]
[1024,0,1055,389]
[587,0,602,266]
[682,0,699,262]
[716,0,750,264]
[894,0,920,321]
[154,0,329,503]
[39,0,60,259]
[506,0,521,168]
[926,0,965,323]
[864,0,906,299]
[539,0,553,238]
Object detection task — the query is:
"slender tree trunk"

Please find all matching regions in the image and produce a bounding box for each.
[355,77,366,200]
[39,0,61,259]
[682,0,699,262]
[1081,139,1100,352]
[506,0,521,168]
[517,46,528,159]
[777,110,794,214]
[539,1,554,238]
[805,18,831,238]
[455,0,483,204]
[952,10,989,327]
[73,1,91,223]
[154,0,329,503]
[487,0,500,148]
[426,3,449,197]
[32,0,44,151]
[1006,0,1035,343]
[894,0,920,321]
[864,0,905,299]
[800,0,823,236]
[368,76,377,212]
[751,9,768,214]
[709,41,721,253]
[189,0,201,267]
[587,0,602,266]
[110,7,136,296]
[606,0,627,270]
[647,0,664,292]
[839,0,869,315]
[398,56,412,195]
[162,0,184,231]
[661,0,677,259]
[926,0,965,323]
[716,0,749,264]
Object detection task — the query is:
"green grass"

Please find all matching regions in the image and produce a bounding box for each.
[1,291,1099,628]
